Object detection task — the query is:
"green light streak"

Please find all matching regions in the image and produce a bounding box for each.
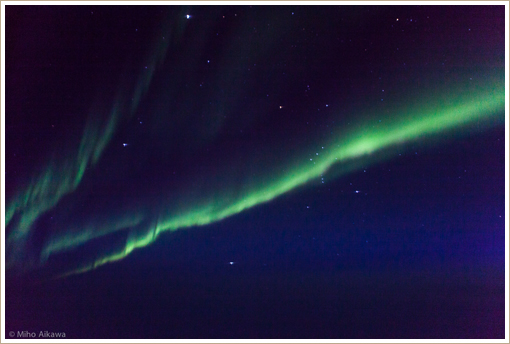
[53,83,504,278]
[4,9,504,276]
[5,9,179,270]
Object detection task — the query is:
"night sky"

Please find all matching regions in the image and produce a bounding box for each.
[4,4,507,339]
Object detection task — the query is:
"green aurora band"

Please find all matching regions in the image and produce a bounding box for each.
[13,78,504,278]
[4,9,505,277]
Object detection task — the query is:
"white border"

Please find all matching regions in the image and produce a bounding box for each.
[1,1,508,343]
[504,0,509,342]
[1,1,7,342]
[0,1,509,5]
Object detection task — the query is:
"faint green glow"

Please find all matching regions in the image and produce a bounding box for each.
[5,9,178,270]
[51,83,504,278]
[4,12,504,276]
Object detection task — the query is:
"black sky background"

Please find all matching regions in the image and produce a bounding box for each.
[4,5,507,339]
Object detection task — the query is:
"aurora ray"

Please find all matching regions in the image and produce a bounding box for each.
[7,77,504,278]
[4,5,506,279]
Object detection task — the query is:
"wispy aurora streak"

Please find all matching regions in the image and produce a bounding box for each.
[4,8,182,272]
[12,78,502,278]
[4,5,504,276]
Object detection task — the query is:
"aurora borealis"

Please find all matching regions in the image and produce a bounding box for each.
[4,4,507,339]
[23,83,505,277]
